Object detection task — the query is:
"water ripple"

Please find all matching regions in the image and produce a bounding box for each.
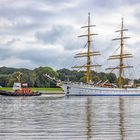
[0,96,140,140]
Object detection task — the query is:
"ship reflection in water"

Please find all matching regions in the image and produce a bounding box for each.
[119,97,125,140]
[0,95,140,140]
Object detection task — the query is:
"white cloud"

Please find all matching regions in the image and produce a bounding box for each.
[0,0,140,78]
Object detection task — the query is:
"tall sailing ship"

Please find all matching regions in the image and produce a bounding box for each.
[61,13,140,96]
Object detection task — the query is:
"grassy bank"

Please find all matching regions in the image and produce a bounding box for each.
[31,88,63,92]
[0,87,63,92]
[0,87,12,91]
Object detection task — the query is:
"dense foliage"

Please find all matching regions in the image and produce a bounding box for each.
[0,66,58,87]
[57,69,117,83]
[0,66,138,87]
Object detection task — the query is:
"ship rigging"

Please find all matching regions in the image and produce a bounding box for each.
[72,12,101,83]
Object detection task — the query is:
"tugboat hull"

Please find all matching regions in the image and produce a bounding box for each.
[0,90,41,96]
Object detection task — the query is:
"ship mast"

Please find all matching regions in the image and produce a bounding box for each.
[72,13,101,83]
[106,18,133,88]
[119,18,124,88]
[87,13,91,83]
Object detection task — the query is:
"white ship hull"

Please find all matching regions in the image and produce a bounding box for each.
[61,82,140,96]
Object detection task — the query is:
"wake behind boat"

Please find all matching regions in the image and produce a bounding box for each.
[61,13,140,96]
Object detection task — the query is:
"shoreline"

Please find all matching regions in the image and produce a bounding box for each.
[39,91,64,94]
[0,87,64,94]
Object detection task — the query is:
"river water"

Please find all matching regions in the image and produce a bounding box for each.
[0,95,140,140]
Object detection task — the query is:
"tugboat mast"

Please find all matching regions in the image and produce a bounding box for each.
[17,71,21,83]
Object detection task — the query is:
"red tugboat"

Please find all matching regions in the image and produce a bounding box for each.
[0,71,41,96]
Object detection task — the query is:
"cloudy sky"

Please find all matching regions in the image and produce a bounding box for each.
[0,0,140,77]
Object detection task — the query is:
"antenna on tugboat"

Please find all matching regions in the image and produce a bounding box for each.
[17,71,21,83]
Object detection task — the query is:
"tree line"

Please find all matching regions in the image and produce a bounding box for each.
[0,66,139,87]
